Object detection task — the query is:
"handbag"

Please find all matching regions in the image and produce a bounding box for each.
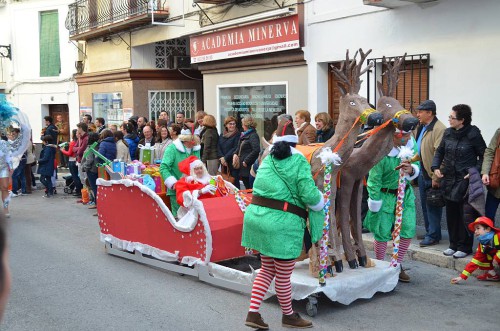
[426,187,445,207]
[488,134,500,189]
[220,164,235,183]
[232,141,245,170]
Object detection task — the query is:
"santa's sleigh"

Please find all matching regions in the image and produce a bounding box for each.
[96,178,399,317]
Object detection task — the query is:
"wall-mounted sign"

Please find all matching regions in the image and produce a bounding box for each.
[190,14,299,63]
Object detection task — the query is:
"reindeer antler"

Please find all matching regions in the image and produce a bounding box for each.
[331,49,373,96]
[378,53,407,97]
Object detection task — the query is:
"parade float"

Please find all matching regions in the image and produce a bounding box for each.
[92,49,422,316]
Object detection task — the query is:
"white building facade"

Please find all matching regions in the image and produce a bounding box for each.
[0,0,79,142]
[304,0,500,142]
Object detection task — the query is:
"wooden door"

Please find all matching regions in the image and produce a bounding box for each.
[328,62,342,126]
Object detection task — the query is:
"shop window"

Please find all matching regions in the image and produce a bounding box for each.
[367,53,430,112]
[218,83,287,142]
[92,93,124,127]
[39,10,61,77]
[149,90,197,121]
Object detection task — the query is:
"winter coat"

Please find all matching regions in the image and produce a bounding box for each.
[297,123,316,145]
[124,133,139,161]
[81,146,98,174]
[241,151,324,259]
[235,130,260,177]
[43,124,58,143]
[415,117,446,181]
[201,127,219,163]
[481,128,500,198]
[217,131,240,170]
[98,136,117,163]
[73,133,88,162]
[315,127,335,143]
[364,139,420,242]
[431,125,486,202]
[115,139,131,163]
[462,167,486,225]
[459,231,500,280]
[61,140,76,161]
[26,141,36,164]
[37,144,56,176]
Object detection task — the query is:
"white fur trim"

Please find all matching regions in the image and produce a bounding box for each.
[165,176,177,189]
[173,139,185,152]
[308,190,325,211]
[368,198,382,212]
[290,147,302,155]
[193,144,201,151]
[404,164,420,181]
[96,177,213,264]
[272,135,298,144]
[182,190,194,208]
[100,233,179,262]
[388,139,415,157]
[190,159,204,170]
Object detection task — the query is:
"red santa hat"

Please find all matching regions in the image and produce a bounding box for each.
[178,156,204,176]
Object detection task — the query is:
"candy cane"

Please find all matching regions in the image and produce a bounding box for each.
[390,146,414,267]
[316,147,341,286]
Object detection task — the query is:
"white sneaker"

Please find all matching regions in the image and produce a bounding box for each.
[453,251,469,259]
[11,192,20,198]
[443,248,456,256]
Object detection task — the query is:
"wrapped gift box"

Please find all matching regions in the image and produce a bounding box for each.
[112,160,126,175]
[138,144,155,164]
[126,163,141,175]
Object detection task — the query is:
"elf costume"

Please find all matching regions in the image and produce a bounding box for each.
[160,136,200,217]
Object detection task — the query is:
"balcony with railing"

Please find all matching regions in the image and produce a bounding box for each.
[65,0,169,41]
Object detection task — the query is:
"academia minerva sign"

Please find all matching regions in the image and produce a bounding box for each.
[190,14,300,64]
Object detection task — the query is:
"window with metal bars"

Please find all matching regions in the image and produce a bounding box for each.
[155,39,188,69]
[149,90,197,121]
[367,53,430,113]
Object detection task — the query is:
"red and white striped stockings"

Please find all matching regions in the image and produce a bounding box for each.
[373,238,411,263]
[249,255,295,315]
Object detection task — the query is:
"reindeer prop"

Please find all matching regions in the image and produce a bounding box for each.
[336,55,420,268]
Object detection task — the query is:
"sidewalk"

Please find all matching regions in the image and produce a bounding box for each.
[361,230,470,273]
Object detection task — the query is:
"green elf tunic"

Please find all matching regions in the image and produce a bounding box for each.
[160,139,201,216]
[241,150,325,260]
[364,138,420,242]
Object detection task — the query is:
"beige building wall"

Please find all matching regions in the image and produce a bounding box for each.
[85,39,131,73]
[203,65,308,127]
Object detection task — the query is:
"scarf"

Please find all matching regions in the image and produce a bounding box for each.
[223,129,239,139]
[478,231,494,246]
[240,128,254,138]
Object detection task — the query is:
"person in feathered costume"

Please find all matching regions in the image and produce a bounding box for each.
[0,99,31,217]
[175,156,219,208]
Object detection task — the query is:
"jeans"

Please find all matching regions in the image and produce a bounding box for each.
[12,159,27,194]
[68,161,83,193]
[40,175,53,196]
[418,172,443,241]
[445,199,473,253]
[485,191,500,224]
[87,171,98,205]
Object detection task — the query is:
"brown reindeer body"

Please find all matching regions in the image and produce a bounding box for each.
[336,55,420,268]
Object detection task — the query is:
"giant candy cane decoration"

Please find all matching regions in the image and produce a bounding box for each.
[389,146,414,267]
[317,148,341,285]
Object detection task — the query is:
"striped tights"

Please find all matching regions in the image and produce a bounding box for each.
[373,238,411,263]
[249,255,295,315]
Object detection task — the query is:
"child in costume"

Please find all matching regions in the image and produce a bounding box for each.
[242,119,325,330]
[364,130,420,282]
[175,156,218,209]
[160,127,201,217]
[451,216,500,283]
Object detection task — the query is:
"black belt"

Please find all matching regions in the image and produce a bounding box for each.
[251,195,308,220]
[381,185,408,195]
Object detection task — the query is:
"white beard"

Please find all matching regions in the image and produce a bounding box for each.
[195,174,212,185]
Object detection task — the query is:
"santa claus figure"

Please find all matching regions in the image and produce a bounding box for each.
[175,156,219,208]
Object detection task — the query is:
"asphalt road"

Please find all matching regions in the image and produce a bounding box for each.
[2,190,499,331]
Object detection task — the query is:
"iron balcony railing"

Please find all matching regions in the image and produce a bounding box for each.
[65,0,169,37]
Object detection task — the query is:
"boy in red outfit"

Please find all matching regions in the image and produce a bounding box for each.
[175,156,219,208]
[451,216,500,284]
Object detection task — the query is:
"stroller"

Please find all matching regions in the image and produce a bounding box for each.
[63,174,75,194]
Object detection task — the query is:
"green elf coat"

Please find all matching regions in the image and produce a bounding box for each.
[241,149,325,260]
[160,139,201,216]
[364,138,420,242]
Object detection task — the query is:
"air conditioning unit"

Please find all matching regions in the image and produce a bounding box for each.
[174,56,191,69]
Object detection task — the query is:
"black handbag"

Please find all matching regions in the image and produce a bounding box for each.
[426,188,445,207]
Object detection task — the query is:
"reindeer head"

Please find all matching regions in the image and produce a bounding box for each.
[376,54,419,132]
[332,49,383,127]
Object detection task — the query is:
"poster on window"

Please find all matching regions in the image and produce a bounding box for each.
[218,83,287,142]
